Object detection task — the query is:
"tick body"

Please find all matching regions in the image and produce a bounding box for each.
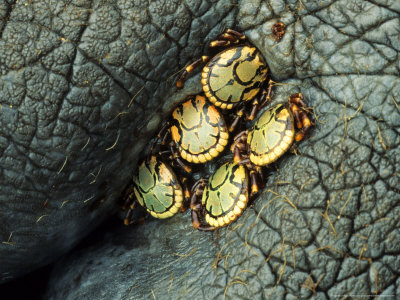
[191,162,250,231]
[232,93,312,166]
[169,95,229,164]
[247,103,295,166]
[177,29,273,124]
[271,22,286,42]
[122,156,184,224]
[201,45,268,109]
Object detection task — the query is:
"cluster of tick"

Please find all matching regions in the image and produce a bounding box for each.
[121,28,312,231]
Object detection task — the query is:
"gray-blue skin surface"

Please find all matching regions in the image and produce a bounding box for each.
[1,0,400,298]
[0,0,222,281]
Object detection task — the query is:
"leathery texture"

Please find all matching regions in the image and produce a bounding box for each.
[0,0,235,281]
[0,0,399,299]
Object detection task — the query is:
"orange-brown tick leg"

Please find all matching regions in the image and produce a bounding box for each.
[149,122,170,158]
[124,201,140,226]
[247,100,259,121]
[289,93,312,142]
[209,40,231,48]
[176,56,210,89]
[233,147,244,165]
[289,92,307,108]
[231,130,249,164]
[159,142,192,173]
[247,80,274,121]
[295,110,312,142]
[168,143,192,173]
[259,80,274,109]
[180,177,191,212]
[229,106,246,132]
[238,157,251,165]
[190,179,215,231]
[250,170,259,196]
[223,29,246,41]
[209,29,246,48]
[291,103,302,129]
[120,185,135,211]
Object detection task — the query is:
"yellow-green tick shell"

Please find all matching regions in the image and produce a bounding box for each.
[171,95,229,164]
[202,162,249,228]
[201,45,268,109]
[133,156,183,219]
[248,104,295,166]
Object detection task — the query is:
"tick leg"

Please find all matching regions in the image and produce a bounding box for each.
[219,29,246,43]
[250,170,259,197]
[289,92,307,108]
[229,106,245,132]
[122,185,149,226]
[247,80,274,121]
[245,163,264,198]
[149,122,170,158]
[295,110,312,142]
[259,80,274,110]
[289,93,312,142]
[257,166,264,188]
[231,130,248,150]
[209,29,246,48]
[169,142,192,173]
[161,128,170,146]
[247,100,259,121]
[180,177,191,212]
[175,157,192,173]
[232,130,249,144]
[231,130,248,164]
[191,178,208,193]
[196,223,218,231]
[160,142,192,173]
[238,158,251,165]
[209,40,231,48]
[233,146,244,164]
[291,103,302,129]
[124,201,139,226]
[120,185,135,210]
[177,29,246,89]
[176,56,209,89]
[190,180,215,231]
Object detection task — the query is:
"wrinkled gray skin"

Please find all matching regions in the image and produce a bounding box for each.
[0,0,215,281]
[1,0,400,298]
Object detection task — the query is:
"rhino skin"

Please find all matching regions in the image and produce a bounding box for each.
[1,0,400,299]
[0,0,230,281]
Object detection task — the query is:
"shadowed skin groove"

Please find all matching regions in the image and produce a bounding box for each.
[0,1,13,39]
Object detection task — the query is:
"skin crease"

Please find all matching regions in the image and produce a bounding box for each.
[0,0,213,281]
[1,0,399,299]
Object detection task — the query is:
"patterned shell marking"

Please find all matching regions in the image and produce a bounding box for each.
[248,104,295,166]
[171,95,229,163]
[201,45,268,109]
[133,156,183,219]
[202,162,249,227]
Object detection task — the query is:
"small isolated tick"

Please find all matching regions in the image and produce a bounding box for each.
[271,22,286,42]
